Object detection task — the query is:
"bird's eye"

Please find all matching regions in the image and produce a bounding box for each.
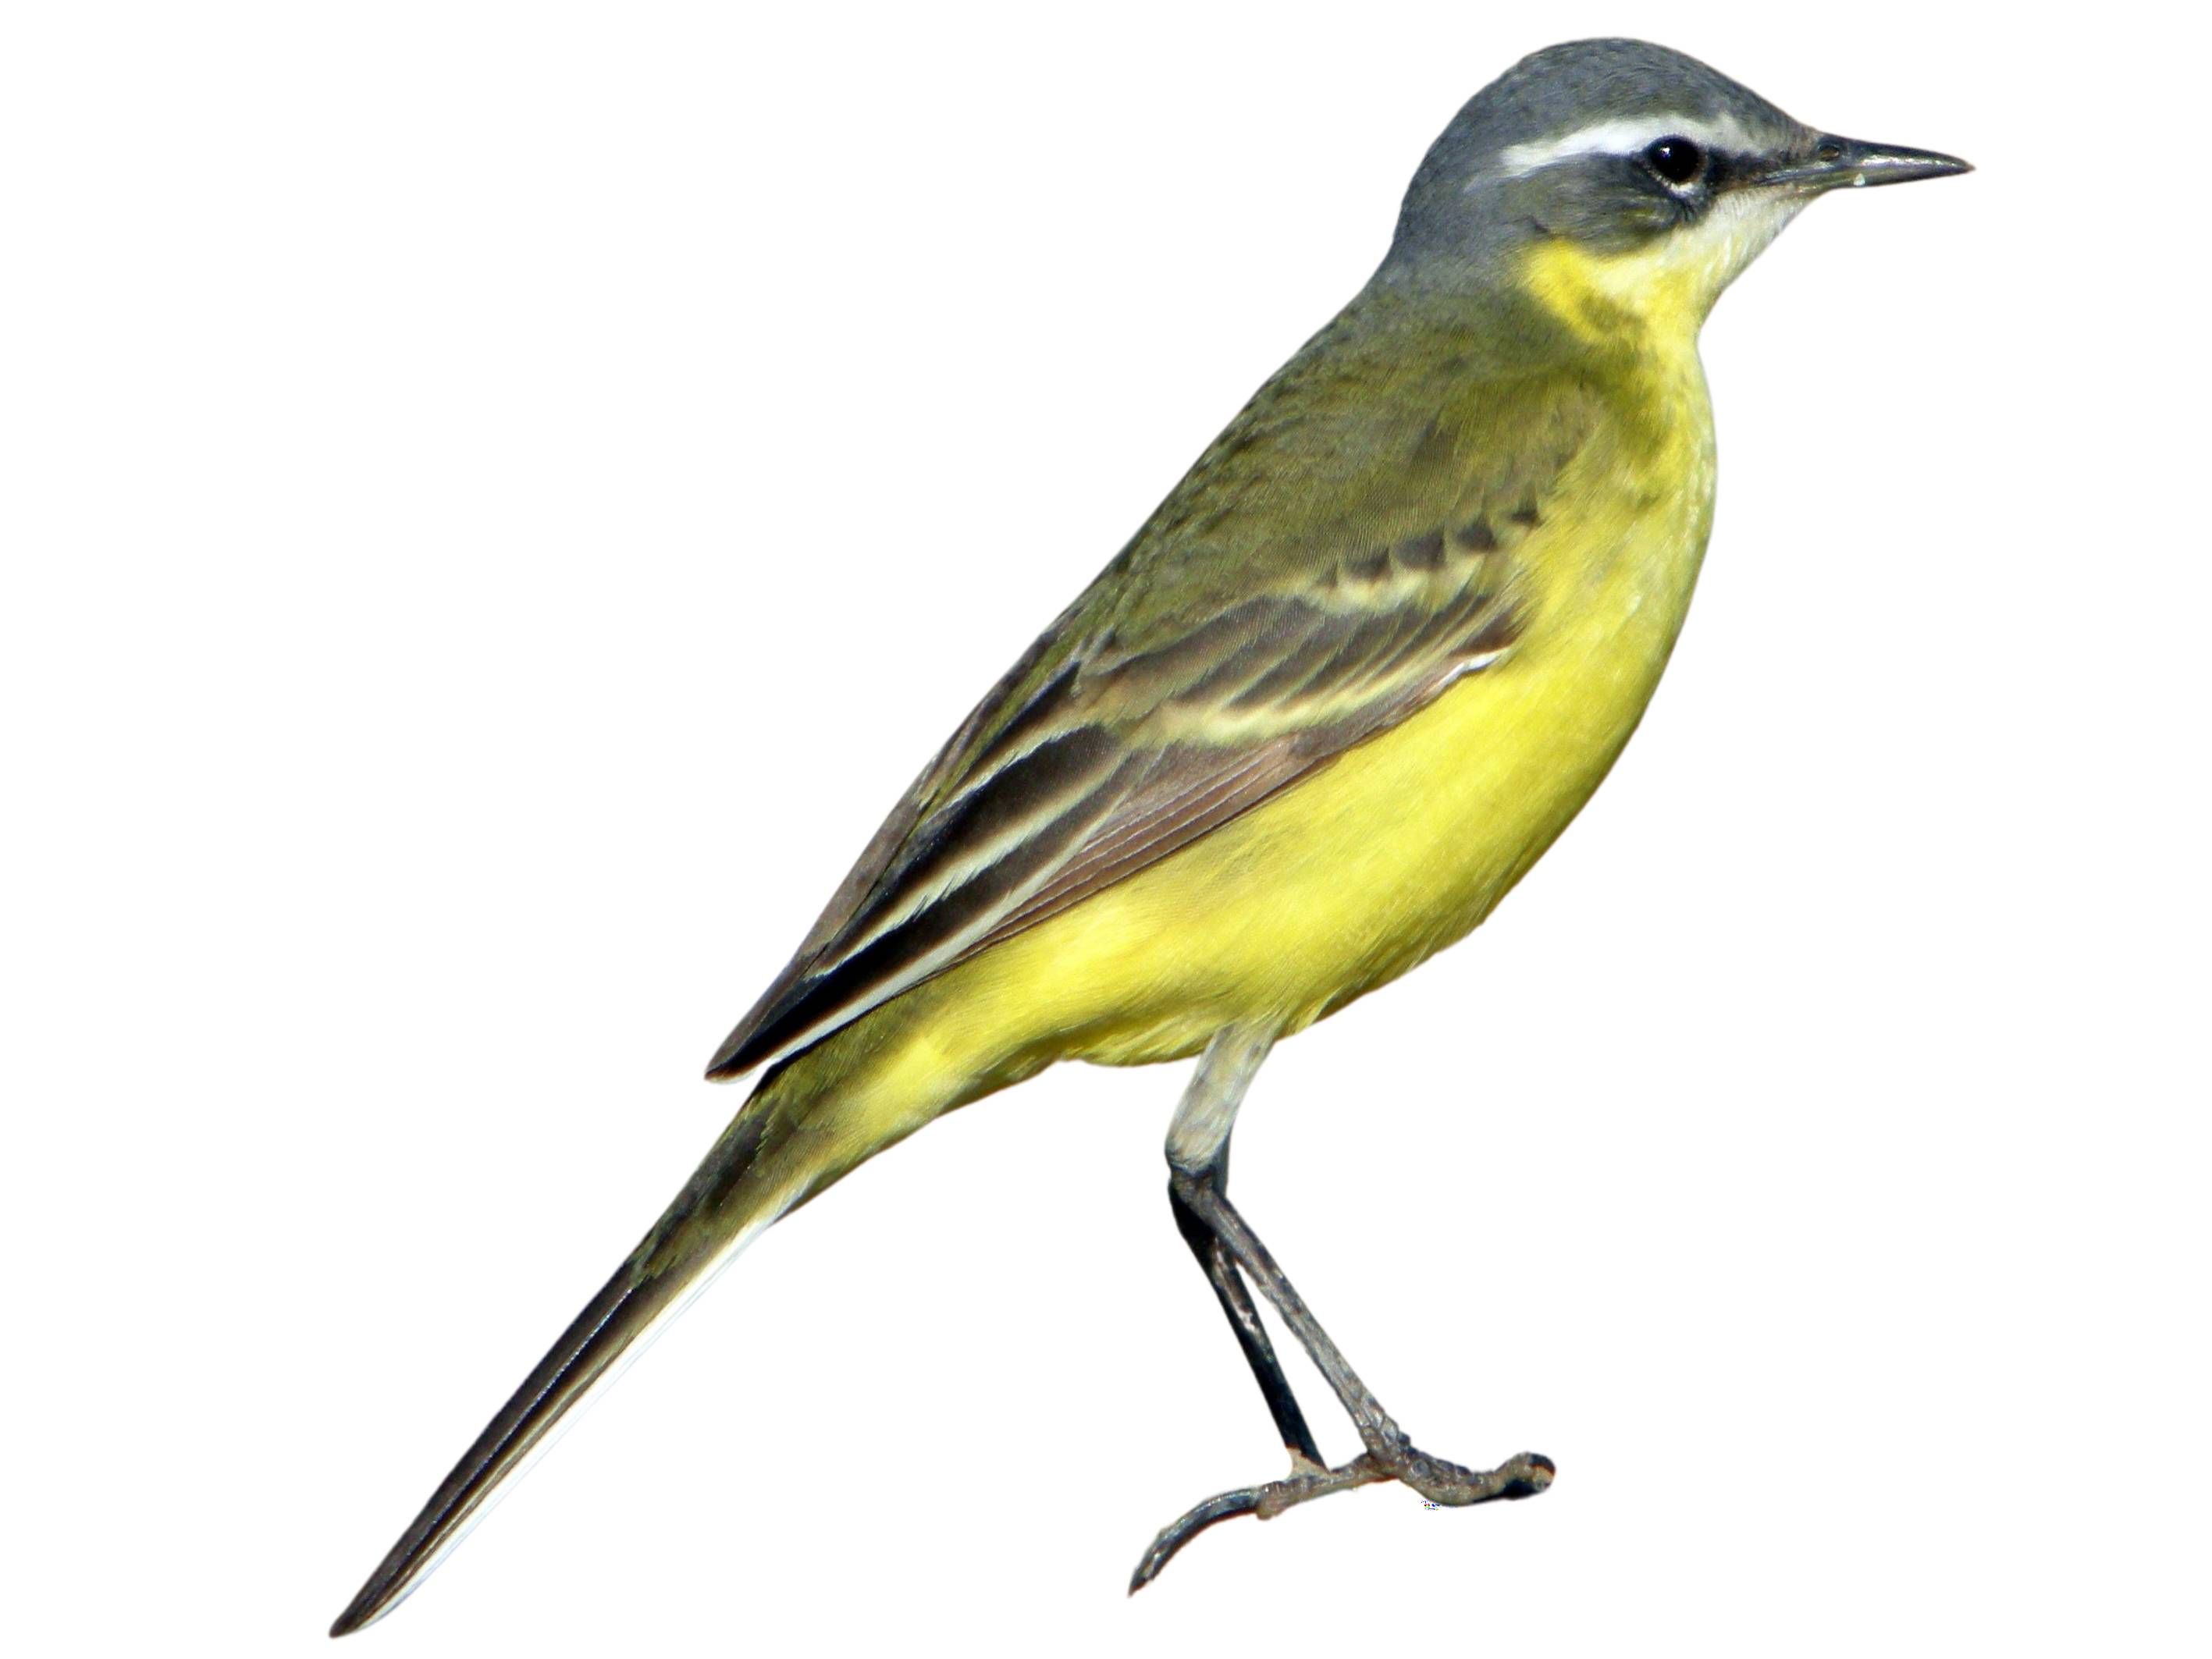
[1644,137,1705,186]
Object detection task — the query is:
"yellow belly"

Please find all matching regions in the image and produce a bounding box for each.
[869,369,1716,1094]
[742,330,1718,1218]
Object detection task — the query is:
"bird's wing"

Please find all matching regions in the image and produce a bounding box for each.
[708,345,1600,1079]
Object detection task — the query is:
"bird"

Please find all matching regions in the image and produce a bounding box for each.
[331,38,1969,1634]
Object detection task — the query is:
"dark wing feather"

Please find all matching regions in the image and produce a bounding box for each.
[709,526,1535,1078]
[707,319,1601,1079]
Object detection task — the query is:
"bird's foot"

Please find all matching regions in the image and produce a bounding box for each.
[1126,1440,1552,1592]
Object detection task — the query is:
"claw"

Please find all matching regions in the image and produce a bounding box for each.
[1127,1445,1554,1591]
[1399,1448,1556,1507]
[1127,1486,1265,1593]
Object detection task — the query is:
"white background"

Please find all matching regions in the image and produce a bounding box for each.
[5,3,2206,1654]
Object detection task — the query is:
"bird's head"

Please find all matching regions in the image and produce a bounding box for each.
[1385,40,1969,340]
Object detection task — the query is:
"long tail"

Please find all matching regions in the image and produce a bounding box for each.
[330,1064,858,1636]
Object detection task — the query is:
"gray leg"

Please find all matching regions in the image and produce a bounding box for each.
[1165,1028,1326,1472]
[1170,1147,1327,1472]
[1131,1026,1554,1591]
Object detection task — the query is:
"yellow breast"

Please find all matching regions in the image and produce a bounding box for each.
[898,341,1718,1078]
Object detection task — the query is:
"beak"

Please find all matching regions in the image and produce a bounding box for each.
[1762,135,1973,194]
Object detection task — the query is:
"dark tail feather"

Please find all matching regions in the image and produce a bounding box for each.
[330,1114,773,1636]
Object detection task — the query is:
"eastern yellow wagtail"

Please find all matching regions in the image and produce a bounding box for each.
[333,38,1968,1632]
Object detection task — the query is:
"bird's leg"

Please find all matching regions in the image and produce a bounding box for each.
[1161,1021,1325,1469]
[1131,1027,1553,1591]
[1168,1145,1327,1473]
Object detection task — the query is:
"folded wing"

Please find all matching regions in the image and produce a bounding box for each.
[708,507,1552,1079]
